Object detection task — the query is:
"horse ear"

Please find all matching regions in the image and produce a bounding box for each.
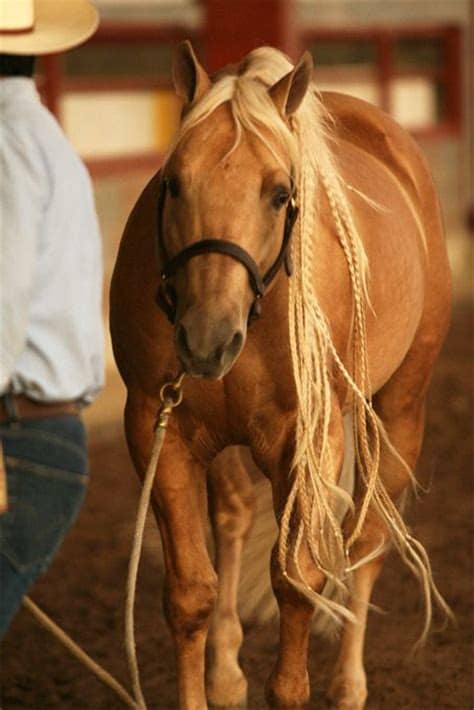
[268,51,314,117]
[172,40,211,104]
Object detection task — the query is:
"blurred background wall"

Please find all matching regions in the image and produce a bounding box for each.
[34,0,471,425]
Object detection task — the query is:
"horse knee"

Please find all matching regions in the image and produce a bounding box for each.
[345,507,391,564]
[164,572,218,636]
[213,500,254,541]
[271,545,326,603]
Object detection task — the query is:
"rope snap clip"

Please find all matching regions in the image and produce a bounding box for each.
[156,371,185,430]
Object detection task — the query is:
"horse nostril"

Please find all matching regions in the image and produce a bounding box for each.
[213,330,243,364]
[176,319,244,374]
[228,330,243,358]
[214,344,225,362]
[176,324,192,359]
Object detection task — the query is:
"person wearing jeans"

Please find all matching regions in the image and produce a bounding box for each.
[0,0,104,636]
[0,411,89,637]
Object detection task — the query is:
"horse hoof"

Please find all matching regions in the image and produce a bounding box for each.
[326,673,367,710]
[208,695,247,710]
[265,670,310,708]
[207,671,247,708]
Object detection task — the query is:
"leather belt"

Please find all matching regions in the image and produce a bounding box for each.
[0,394,81,424]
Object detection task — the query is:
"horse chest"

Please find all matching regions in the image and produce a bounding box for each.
[175,371,296,469]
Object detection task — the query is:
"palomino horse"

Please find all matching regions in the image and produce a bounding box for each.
[110,42,451,709]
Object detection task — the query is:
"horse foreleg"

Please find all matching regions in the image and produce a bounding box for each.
[155,442,217,710]
[207,447,256,708]
[266,564,319,708]
[328,396,428,710]
[125,395,217,710]
[266,402,345,708]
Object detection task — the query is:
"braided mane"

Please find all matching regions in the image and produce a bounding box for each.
[169,47,449,638]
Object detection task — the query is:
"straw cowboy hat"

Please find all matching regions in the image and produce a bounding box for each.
[0,0,99,55]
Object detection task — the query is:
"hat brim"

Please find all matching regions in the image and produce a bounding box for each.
[0,1,99,55]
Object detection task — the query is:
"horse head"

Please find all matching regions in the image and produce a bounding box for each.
[157,41,313,379]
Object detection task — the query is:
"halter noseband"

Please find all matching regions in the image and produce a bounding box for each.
[155,176,299,325]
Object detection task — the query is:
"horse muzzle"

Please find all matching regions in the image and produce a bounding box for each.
[175,312,245,379]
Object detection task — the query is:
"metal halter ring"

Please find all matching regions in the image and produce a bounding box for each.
[156,372,185,429]
[159,373,185,407]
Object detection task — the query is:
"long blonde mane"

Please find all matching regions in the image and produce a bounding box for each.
[169,47,450,639]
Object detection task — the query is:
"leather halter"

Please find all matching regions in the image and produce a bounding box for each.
[155,176,299,325]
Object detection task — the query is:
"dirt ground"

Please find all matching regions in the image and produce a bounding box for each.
[1,302,472,709]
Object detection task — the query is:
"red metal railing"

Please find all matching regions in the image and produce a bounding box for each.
[301,24,463,139]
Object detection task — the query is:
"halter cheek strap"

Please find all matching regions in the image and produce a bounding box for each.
[155,177,299,325]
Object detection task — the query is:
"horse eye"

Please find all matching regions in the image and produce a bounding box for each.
[166,176,180,198]
[272,187,290,209]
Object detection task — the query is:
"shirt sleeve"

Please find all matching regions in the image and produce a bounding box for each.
[0,125,49,390]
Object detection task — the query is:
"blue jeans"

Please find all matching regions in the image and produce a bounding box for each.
[0,415,88,638]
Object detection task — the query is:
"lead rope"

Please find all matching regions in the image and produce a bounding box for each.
[22,372,186,710]
[125,372,185,709]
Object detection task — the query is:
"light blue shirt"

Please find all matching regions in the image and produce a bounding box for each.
[0,78,104,403]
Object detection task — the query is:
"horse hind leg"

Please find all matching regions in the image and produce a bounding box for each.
[328,364,442,709]
[326,511,388,710]
[206,446,256,708]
